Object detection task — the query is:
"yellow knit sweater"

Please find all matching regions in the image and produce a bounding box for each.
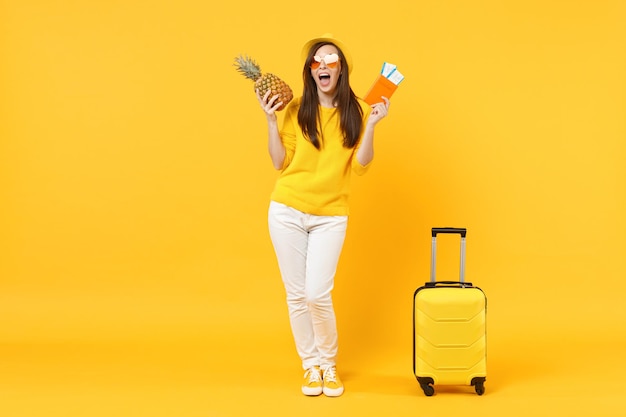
[270,97,372,216]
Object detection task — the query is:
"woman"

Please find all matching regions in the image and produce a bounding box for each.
[256,33,390,397]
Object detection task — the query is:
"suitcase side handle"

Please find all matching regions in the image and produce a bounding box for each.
[425,281,473,288]
[432,227,467,238]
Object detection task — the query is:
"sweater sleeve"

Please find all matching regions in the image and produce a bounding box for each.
[351,155,372,176]
[279,99,299,170]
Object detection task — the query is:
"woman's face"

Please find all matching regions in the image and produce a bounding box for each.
[310,44,342,97]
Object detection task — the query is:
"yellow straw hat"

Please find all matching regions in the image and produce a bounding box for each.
[300,33,353,74]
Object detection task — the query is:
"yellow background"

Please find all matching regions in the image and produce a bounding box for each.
[1,0,625,416]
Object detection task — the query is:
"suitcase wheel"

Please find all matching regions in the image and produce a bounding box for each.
[472,377,486,395]
[417,377,435,396]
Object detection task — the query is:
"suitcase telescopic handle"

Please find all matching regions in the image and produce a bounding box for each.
[430,227,467,282]
[432,227,467,238]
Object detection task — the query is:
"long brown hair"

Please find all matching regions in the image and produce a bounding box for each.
[298,42,364,149]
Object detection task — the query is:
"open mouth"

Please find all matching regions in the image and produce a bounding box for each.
[319,73,331,87]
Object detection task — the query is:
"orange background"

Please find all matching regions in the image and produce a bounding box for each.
[1,1,625,416]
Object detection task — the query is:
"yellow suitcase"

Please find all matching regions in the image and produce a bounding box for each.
[413,227,487,396]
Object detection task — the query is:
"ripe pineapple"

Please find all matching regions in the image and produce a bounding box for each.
[234,55,293,111]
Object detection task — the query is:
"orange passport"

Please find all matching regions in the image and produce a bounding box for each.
[363,74,399,105]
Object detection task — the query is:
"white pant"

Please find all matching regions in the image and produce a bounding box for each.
[268,201,348,370]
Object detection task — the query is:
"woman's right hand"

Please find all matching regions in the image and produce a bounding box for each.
[256,89,283,121]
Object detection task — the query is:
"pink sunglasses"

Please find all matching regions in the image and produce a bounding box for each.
[310,53,340,69]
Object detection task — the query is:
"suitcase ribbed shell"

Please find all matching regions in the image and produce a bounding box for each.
[414,287,486,386]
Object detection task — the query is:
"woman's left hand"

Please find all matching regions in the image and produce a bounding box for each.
[367,96,390,125]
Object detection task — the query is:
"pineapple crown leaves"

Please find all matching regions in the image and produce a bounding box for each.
[233,54,262,82]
